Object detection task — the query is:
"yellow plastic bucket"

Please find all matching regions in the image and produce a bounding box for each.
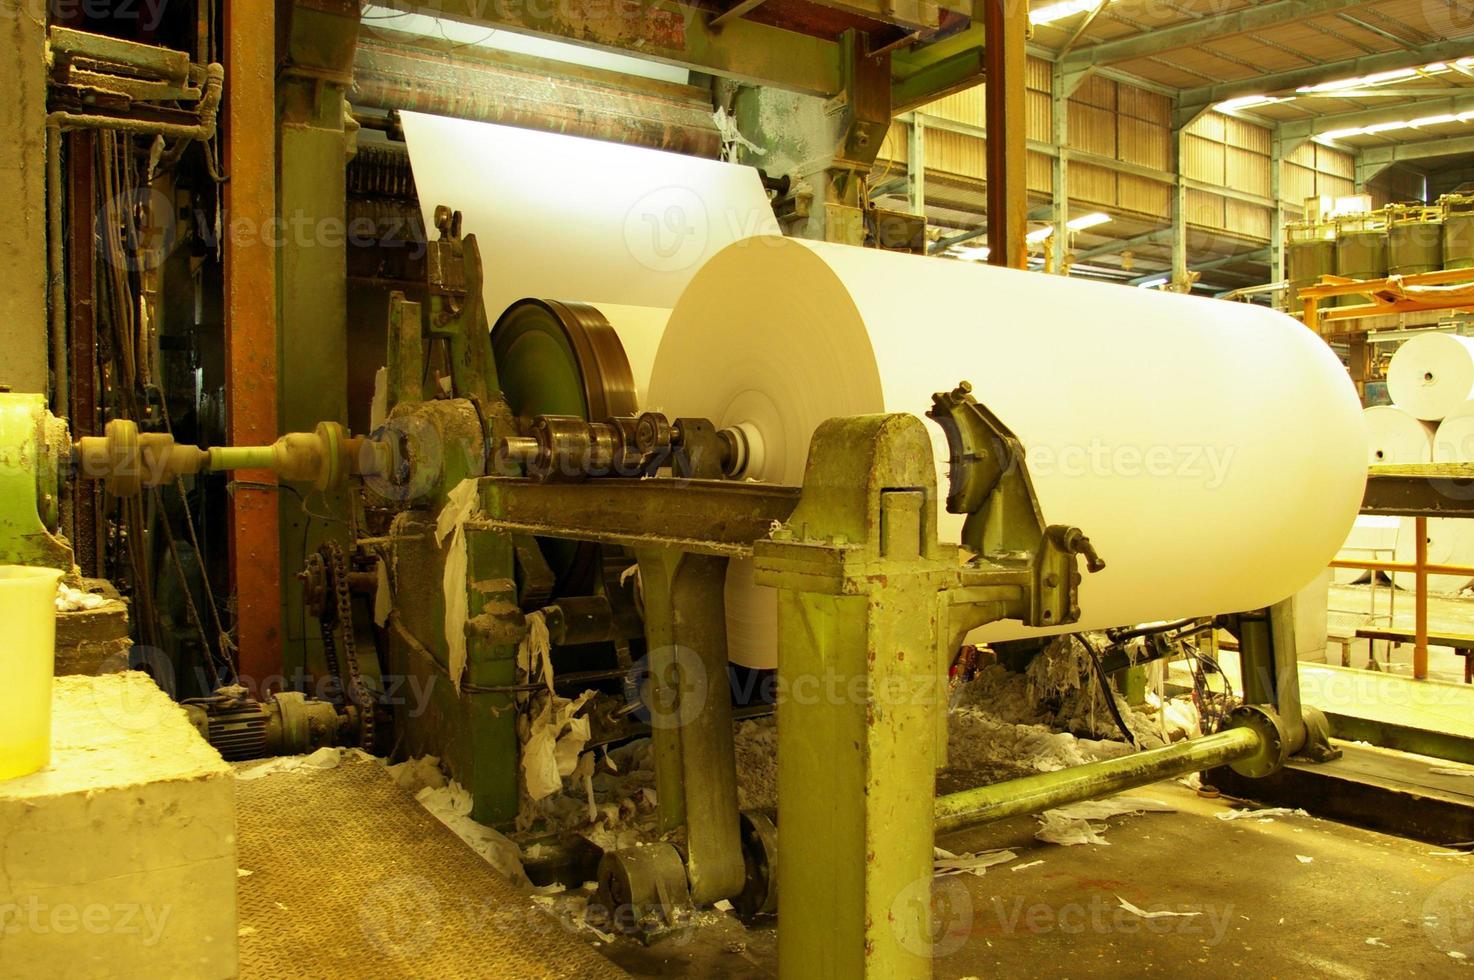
[0,565,63,780]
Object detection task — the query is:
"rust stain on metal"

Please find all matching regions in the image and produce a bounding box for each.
[224,0,282,694]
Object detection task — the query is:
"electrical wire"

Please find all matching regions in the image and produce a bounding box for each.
[1077,632,1137,748]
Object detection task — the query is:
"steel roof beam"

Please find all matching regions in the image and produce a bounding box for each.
[1277,91,1474,140]
[1180,38,1474,107]
[1062,0,1374,70]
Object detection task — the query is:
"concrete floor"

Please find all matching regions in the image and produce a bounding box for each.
[596,781,1474,977]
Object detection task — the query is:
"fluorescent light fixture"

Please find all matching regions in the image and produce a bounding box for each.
[1030,0,1101,26]
[1363,120,1411,134]
[952,245,991,261]
[1067,212,1111,231]
[1412,114,1458,127]
[1137,277,1169,289]
[1461,57,1474,67]
[1299,64,1432,93]
[1026,226,1054,244]
[1317,127,1363,141]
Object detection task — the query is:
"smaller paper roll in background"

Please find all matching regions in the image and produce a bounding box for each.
[1401,402,1474,592]
[1336,408,1429,584]
[1387,333,1474,421]
[1435,398,1474,462]
[1363,405,1434,465]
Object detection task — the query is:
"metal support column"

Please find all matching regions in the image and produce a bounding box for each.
[1173,125,1189,287]
[907,114,926,217]
[66,132,101,576]
[0,2,49,395]
[1416,514,1430,679]
[1050,63,1071,275]
[1169,104,1211,291]
[277,2,359,685]
[224,0,282,691]
[983,0,1028,270]
[1271,134,1287,290]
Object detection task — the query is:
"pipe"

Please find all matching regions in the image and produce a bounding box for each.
[44,63,224,418]
[47,118,65,417]
[208,445,278,472]
[1416,515,1429,679]
[933,725,1262,835]
[1331,558,1474,576]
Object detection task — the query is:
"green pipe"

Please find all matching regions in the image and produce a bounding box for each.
[207,445,276,472]
[933,725,1261,835]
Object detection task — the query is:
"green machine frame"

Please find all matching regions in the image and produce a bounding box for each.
[50,205,1322,978]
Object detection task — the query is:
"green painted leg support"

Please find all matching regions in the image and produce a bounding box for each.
[755,415,957,979]
[634,547,745,905]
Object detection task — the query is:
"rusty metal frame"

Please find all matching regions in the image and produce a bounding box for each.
[224,0,282,692]
[66,131,102,577]
[1301,268,1474,336]
[982,0,1027,270]
[1335,464,1474,680]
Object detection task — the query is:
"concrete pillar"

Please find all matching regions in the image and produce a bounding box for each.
[0,2,51,394]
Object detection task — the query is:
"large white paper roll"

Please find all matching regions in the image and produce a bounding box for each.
[648,238,1367,668]
[1435,398,1474,462]
[400,113,780,322]
[1363,405,1434,465]
[1387,333,1474,421]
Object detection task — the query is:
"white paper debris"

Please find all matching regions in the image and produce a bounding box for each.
[1295,855,1313,864]
[55,582,108,612]
[1366,937,1388,947]
[1450,950,1468,960]
[1215,806,1309,822]
[435,477,483,692]
[384,755,448,793]
[415,781,530,886]
[237,868,253,878]
[1011,860,1044,872]
[1116,896,1202,919]
[933,846,1017,877]
[234,746,375,781]
[1035,797,1176,846]
[714,899,735,912]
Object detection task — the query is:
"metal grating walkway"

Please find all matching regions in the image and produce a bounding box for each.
[236,757,627,978]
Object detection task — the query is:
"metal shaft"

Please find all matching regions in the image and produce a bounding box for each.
[933,725,1261,835]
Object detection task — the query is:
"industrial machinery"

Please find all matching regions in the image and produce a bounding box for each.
[2,201,1339,978]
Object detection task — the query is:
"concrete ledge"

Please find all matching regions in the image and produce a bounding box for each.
[0,672,237,978]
